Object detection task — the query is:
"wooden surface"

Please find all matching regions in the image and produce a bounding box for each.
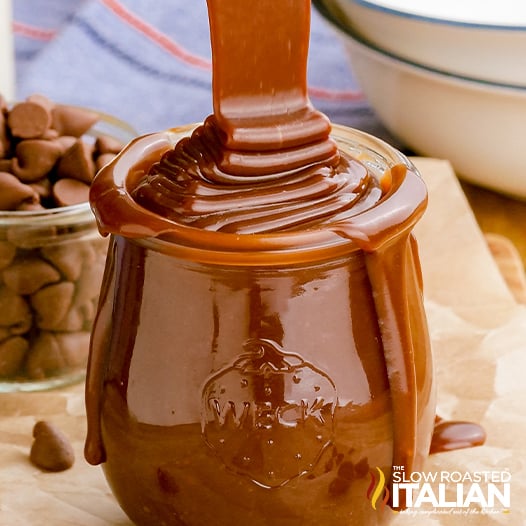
[485,233,526,304]
[462,180,526,267]
[460,180,526,304]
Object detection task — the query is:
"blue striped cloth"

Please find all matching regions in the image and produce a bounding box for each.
[13,0,394,142]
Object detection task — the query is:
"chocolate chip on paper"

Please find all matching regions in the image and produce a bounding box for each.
[29,420,75,472]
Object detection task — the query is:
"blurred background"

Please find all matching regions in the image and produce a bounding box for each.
[10,0,389,138]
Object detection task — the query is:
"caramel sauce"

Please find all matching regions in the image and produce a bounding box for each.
[431,417,487,455]
[85,0,484,523]
[131,128,377,234]
[128,1,382,235]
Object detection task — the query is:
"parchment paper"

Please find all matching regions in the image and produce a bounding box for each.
[1,158,525,525]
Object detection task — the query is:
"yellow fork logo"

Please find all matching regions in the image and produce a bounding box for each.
[367,467,390,512]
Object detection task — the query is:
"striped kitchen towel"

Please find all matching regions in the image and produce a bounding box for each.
[12,0,393,141]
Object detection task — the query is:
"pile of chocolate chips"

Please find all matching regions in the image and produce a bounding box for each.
[0,93,126,380]
[0,93,124,210]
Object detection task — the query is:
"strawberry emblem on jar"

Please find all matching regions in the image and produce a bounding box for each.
[201,338,338,487]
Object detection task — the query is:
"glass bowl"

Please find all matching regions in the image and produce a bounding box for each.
[0,112,135,392]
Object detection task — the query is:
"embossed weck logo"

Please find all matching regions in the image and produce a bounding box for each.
[201,338,337,488]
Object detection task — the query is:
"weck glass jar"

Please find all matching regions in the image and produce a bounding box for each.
[85,124,436,526]
[0,112,135,392]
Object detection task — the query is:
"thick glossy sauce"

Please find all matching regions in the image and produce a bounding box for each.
[85,0,484,523]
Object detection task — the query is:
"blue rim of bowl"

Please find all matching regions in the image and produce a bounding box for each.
[313,0,526,93]
[345,0,526,30]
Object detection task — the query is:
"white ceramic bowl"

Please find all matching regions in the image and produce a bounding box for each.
[322,0,526,87]
[314,0,526,199]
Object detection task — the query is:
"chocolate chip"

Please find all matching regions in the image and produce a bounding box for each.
[0,111,11,157]
[0,336,29,377]
[55,332,90,369]
[49,306,85,332]
[0,159,12,172]
[41,244,86,281]
[41,128,60,140]
[54,135,77,155]
[74,255,105,304]
[7,100,53,139]
[52,178,90,206]
[95,134,125,155]
[29,177,53,201]
[3,258,61,295]
[56,139,96,184]
[24,328,89,379]
[12,139,63,182]
[78,300,96,325]
[29,420,75,472]
[0,285,32,329]
[0,172,39,210]
[31,281,75,330]
[25,332,64,379]
[26,94,55,112]
[52,105,99,137]
[0,241,16,271]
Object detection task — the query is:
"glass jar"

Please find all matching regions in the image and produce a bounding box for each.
[0,112,135,392]
[85,124,436,525]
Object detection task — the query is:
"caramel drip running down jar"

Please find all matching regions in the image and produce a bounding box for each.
[85,124,435,526]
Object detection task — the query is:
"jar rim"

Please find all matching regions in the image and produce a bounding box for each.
[91,124,427,265]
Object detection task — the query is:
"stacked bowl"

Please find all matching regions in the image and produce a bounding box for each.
[314,0,526,199]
